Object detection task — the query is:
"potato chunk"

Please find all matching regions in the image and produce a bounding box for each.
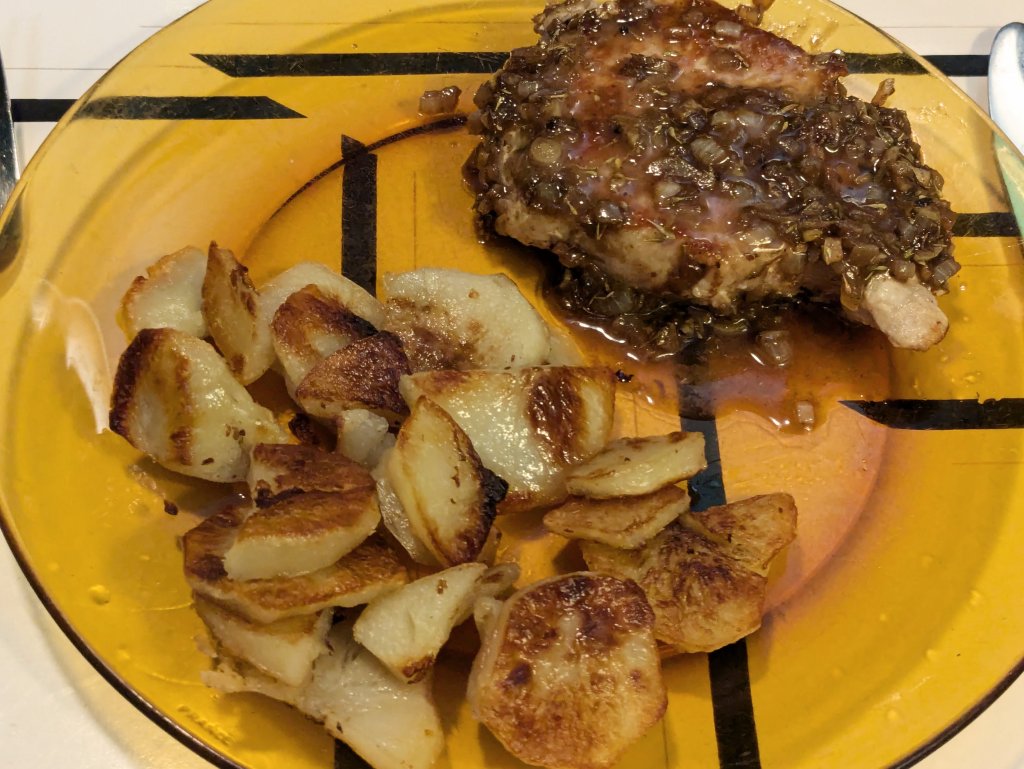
[581,525,763,654]
[120,246,207,338]
[108,328,287,482]
[271,285,377,396]
[580,496,796,653]
[382,268,551,371]
[259,261,385,331]
[202,243,274,384]
[565,432,706,499]
[353,563,488,682]
[247,443,374,506]
[206,621,444,769]
[468,573,666,769]
[336,409,395,468]
[374,471,437,566]
[689,493,798,573]
[295,332,411,423]
[543,484,689,549]
[387,397,506,565]
[400,367,615,511]
[194,596,330,687]
[222,488,380,581]
[184,505,407,623]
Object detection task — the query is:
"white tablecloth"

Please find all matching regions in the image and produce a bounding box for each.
[1,1,1022,767]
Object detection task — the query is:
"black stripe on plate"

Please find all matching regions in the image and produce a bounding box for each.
[11,98,75,122]
[925,54,989,78]
[841,398,1024,430]
[842,53,988,77]
[334,741,371,769]
[707,642,763,769]
[333,138,379,765]
[276,116,464,217]
[681,403,762,769]
[953,212,1021,238]
[74,95,303,120]
[195,51,989,79]
[195,52,509,77]
[340,136,378,292]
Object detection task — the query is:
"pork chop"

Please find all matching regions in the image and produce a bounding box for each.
[464,0,958,350]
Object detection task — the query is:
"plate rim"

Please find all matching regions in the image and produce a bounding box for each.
[1,0,1023,768]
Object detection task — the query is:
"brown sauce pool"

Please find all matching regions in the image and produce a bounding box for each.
[552,299,891,432]
[510,293,894,609]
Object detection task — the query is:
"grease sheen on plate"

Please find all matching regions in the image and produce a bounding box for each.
[1,0,1024,768]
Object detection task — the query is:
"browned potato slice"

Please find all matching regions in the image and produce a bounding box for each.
[271,284,377,396]
[400,367,615,511]
[387,397,506,566]
[194,596,331,687]
[381,268,551,371]
[565,432,706,499]
[247,443,374,507]
[202,243,274,384]
[183,505,407,623]
[581,520,774,653]
[353,563,488,682]
[223,488,380,581]
[109,328,287,482]
[120,246,207,338]
[258,261,385,331]
[295,332,411,423]
[687,493,797,574]
[336,409,395,468]
[206,621,443,769]
[544,485,690,549]
[468,573,666,769]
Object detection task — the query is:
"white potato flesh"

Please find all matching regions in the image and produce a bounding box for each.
[336,409,395,468]
[259,261,385,330]
[222,488,381,581]
[205,621,444,769]
[202,243,274,384]
[302,623,445,769]
[473,596,505,638]
[194,596,330,687]
[387,397,504,565]
[373,469,437,566]
[353,563,488,682]
[565,432,706,499]
[400,367,615,511]
[109,328,287,482]
[382,268,551,371]
[121,246,208,338]
[474,562,520,602]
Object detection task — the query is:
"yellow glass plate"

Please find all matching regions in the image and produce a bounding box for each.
[1,1,1023,768]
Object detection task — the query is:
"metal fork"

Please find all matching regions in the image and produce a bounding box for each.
[0,47,21,276]
[0,48,17,209]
